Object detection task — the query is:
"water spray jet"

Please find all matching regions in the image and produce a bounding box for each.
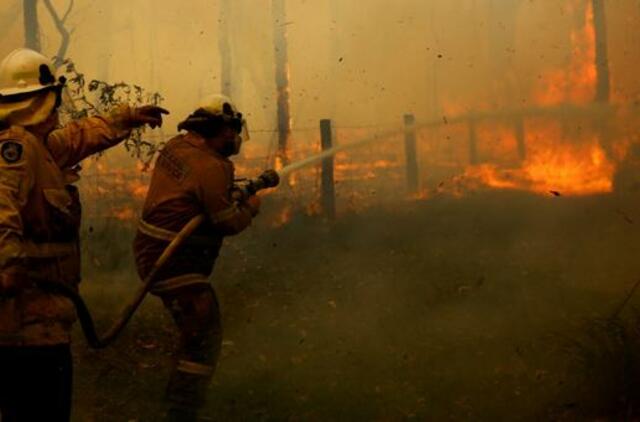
[278,127,404,177]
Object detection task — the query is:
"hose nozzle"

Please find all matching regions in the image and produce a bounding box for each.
[255,169,280,191]
[233,169,280,201]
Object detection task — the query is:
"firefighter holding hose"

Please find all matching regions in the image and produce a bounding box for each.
[132,94,271,421]
[0,48,168,421]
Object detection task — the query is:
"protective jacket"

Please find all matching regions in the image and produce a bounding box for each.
[0,113,131,345]
[133,132,253,294]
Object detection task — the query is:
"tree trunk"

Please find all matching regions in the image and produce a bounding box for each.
[590,0,612,158]
[592,0,610,103]
[219,0,233,96]
[428,2,441,121]
[23,0,41,51]
[328,0,341,120]
[272,0,291,162]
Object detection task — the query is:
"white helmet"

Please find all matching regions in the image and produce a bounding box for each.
[0,48,64,126]
[178,94,249,155]
[0,48,61,97]
[198,94,242,120]
[200,94,248,136]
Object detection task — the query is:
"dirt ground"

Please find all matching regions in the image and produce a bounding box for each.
[71,190,640,421]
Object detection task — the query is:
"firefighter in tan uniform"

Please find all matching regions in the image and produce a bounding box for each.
[0,48,168,422]
[133,94,260,421]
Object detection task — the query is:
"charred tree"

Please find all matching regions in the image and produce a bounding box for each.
[514,115,526,161]
[272,0,292,163]
[590,0,613,159]
[328,0,341,119]
[592,0,610,103]
[468,118,479,165]
[219,0,233,96]
[23,0,41,51]
[428,2,443,121]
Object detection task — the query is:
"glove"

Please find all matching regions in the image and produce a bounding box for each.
[245,195,261,217]
[129,105,170,129]
[0,266,27,296]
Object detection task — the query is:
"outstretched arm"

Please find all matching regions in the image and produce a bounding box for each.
[46,105,169,168]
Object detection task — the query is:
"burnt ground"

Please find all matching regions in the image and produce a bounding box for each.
[71,190,640,421]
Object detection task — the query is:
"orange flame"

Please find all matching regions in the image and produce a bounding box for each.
[455,0,617,197]
[461,130,614,196]
[534,1,596,106]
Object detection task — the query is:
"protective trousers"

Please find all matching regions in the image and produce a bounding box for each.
[0,344,72,422]
[160,284,222,421]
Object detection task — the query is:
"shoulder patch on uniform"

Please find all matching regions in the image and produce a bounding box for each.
[157,149,189,182]
[0,141,23,164]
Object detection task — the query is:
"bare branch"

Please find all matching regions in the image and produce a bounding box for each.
[43,0,73,67]
[62,0,74,22]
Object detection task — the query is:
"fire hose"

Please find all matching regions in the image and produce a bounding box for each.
[35,169,280,349]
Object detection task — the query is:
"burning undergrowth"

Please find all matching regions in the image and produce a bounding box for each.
[427,0,637,200]
[443,113,619,197]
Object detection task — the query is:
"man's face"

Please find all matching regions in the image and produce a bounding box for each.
[218,125,243,157]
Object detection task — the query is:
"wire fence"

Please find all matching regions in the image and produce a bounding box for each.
[77,120,418,225]
[78,102,635,226]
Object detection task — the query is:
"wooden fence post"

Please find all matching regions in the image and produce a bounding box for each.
[514,115,526,161]
[468,117,479,165]
[320,119,336,220]
[404,114,419,193]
